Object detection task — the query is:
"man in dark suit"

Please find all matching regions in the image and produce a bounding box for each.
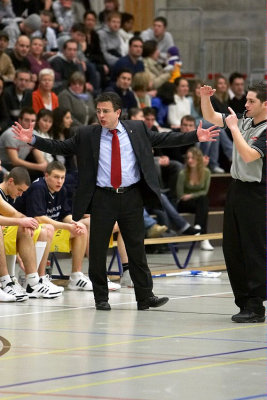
[12,92,219,311]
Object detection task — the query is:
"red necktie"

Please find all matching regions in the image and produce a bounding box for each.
[109,129,121,189]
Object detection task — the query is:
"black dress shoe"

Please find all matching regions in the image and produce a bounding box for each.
[137,296,169,310]
[231,309,265,323]
[95,301,111,310]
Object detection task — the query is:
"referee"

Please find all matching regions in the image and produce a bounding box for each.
[200,81,266,323]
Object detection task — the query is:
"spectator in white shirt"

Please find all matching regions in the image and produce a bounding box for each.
[168,77,190,130]
[141,16,174,65]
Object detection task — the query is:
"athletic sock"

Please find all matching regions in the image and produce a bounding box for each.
[35,242,46,269]
[26,272,39,287]
[71,271,82,277]
[6,255,16,277]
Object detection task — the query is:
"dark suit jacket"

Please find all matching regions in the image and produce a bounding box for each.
[33,120,198,221]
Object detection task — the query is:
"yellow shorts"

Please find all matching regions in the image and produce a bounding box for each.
[50,229,71,253]
[2,225,42,255]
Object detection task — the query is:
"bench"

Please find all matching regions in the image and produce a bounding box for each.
[49,229,223,279]
[107,232,223,276]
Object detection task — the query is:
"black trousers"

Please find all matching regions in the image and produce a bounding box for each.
[177,195,209,233]
[88,184,153,303]
[223,180,266,313]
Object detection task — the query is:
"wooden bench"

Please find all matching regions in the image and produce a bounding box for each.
[108,232,223,276]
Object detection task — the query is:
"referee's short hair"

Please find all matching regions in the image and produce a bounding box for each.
[248,81,266,103]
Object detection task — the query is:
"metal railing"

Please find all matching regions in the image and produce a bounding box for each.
[157,7,203,76]
[156,7,252,80]
[200,37,251,81]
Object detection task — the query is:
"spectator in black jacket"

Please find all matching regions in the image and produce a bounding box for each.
[83,10,109,89]
[7,35,31,72]
[3,69,32,123]
[50,39,83,92]
[228,72,247,114]
[105,68,137,118]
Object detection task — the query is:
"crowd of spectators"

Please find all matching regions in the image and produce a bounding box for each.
[0,0,250,300]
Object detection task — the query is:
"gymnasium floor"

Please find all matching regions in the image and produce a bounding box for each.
[0,246,266,400]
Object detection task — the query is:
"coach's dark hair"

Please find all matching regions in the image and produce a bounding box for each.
[5,167,31,186]
[247,81,266,103]
[95,92,122,111]
[46,161,66,175]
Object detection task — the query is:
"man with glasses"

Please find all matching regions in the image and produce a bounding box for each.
[200,82,266,323]
[12,92,219,311]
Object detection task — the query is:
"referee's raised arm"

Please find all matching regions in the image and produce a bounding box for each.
[200,85,224,127]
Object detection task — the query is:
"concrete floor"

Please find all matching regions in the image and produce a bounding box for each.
[0,246,266,400]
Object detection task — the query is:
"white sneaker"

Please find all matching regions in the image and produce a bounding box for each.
[0,288,16,302]
[11,276,27,294]
[107,277,121,291]
[120,270,134,288]
[68,272,93,291]
[200,240,214,251]
[42,275,64,293]
[212,166,225,173]
[26,278,62,298]
[3,281,28,302]
[194,224,201,230]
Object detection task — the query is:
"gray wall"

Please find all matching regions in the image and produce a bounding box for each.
[155,0,265,80]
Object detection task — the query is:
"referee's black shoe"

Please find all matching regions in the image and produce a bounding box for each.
[231,309,265,323]
[137,296,169,310]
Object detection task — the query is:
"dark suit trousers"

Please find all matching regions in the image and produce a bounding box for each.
[223,180,266,313]
[88,184,154,303]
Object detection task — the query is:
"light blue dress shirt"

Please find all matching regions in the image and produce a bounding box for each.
[97,121,140,187]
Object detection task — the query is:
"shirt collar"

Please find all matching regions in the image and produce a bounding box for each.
[103,121,123,136]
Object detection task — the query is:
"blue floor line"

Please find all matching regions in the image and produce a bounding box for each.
[232,394,267,400]
[0,327,266,344]
[1,346,266,390]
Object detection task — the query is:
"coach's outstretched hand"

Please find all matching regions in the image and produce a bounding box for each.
[12,121,34,143]
[196,120,220,142]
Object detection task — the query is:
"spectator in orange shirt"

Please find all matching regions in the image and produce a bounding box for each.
[32,68,58,114]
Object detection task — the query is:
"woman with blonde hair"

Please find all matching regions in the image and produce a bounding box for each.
[211,74,229,112]
[32,68,58,114]
[176,147,214,250]
[132,71,152,108]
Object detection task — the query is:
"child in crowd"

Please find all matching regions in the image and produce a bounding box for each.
[35,109,54,163]
[165,45,182,82]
